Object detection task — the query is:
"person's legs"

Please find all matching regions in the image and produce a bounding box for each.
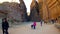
[5,28,8,34]
[34,26,36,29]
[41,23,42,26]
[2,28,5,34]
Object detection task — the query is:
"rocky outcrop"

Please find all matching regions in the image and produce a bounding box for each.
[43,0,60,22]
[19,0,28,22]
[0,1,28,22]
[30,0,40,22]
[38,0,43,20]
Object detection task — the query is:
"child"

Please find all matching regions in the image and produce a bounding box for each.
[31,22,36,29]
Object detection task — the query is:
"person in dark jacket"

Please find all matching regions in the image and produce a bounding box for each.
[2,18,9,34]
[40,20,42,26]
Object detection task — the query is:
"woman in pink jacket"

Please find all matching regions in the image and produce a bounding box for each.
[33,22,36,29]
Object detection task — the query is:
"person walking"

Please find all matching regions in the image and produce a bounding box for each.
[31,22,36,29]
[40,20,42,26]
[2,18,9,34]
[33,22,36,29]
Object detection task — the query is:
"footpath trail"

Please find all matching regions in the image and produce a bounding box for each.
[0,22,60,34]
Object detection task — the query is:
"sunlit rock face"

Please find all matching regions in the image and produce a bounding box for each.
[38,0,43,20]
[47,0,60,20]
[43,0,60,21]
[0,1,28,22]
[38,0,60,22]
[30,0,40,22]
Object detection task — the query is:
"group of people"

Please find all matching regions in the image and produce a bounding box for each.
[1,17,58,34]
[31,22,36,29]
[31,21,43,29]
[1,18,43,34]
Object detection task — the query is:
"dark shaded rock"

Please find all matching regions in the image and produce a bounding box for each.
[30,0,40,22]
[0,1,28,22]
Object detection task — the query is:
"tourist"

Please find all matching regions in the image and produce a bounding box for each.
[31,22,36,29]
[2,18,9,34]
[33,22,36,29]
[51,19,54,24]
[40,20,42,26]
